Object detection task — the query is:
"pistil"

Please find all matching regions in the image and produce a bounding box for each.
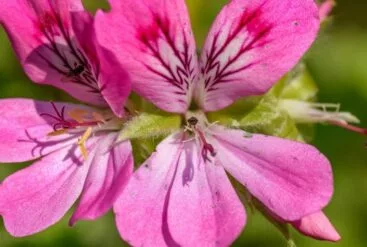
[185,111,216,162]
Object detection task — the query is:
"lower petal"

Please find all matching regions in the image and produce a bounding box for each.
[70,134,133,225]
[114,134,245,246]
[167,140,246,246]
[211,126,333,221]
[114,134,184,246]
[0,144,90,237]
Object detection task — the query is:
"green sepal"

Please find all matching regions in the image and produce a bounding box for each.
[271,64,319,102]
[127,93,169,114]
[207,96,261,124]
[255,201,292,241]
[130,138,163,167]
[239,96,304,141]
[252,197,297,246]
[118,113,181,142]
[287,239,298,247]
[296,124,315,143]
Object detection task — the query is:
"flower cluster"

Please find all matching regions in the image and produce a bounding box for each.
[0,0,362,246]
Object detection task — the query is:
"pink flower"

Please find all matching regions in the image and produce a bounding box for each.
[0,0,133,237]
[95,0,334,245]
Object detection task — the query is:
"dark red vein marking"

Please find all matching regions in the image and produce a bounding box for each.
[138,14,195,92]
[203,4,273,91]
[36,9,102,95]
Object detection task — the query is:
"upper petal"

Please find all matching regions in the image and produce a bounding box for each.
[71,11,131,116]
[291,211,341,242]
[197,0,320,111]
[70,134,133,225]
[0,143,91,237]
[0,98,88,163]
[0,0,130,114]
[95,0,199,113]
[211,127,333,221]
[114,134,245,246]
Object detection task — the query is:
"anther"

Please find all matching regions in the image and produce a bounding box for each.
[78,127,93,160]
[187,117,198,127]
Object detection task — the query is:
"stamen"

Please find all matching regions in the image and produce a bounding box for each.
[47,129,67,137]
[187,117,198,126]
[197,129,216,162]
[41,102,104,132]
[78,127,93,160]
[67,109,90,123]
[185,112,217,162]
[92,112,106,123]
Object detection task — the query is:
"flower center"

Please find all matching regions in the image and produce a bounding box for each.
[40,102,104,133]
[41,102,122,159]
[185,111,216,162]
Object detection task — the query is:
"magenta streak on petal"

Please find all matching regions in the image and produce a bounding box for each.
[203,5,272,92]
[21,127,78,159]
[32,9,102,96]
[138,14,195,93]
[161,153,181,247]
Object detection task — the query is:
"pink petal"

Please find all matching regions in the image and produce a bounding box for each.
[167,139,246,246]
[0,143,91,237]
[197,0,320,111]
[71,12,131,117]
[114,134,245,246]
[319,0,335,22]
[0,99,88,163]
[114,134,184,246]
[0,0,130,111]
[70,134,133,225]
[95,0,199,113]
[211,127,333,221]
[291,211,341,242]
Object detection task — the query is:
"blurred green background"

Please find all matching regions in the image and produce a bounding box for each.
[0,0,366,246]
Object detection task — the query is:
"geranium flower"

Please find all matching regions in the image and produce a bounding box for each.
[95,0,335,245]
[0,0,133,237]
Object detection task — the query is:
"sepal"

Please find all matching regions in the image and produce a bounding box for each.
[117,113,181,142]
[239,96,304,141]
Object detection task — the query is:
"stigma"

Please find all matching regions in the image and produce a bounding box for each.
[185,111,216,162]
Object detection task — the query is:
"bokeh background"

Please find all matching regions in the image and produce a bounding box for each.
[0,0,366,246]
